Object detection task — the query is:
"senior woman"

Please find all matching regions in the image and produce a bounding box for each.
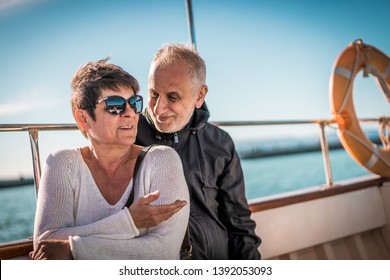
[29,58,189,260]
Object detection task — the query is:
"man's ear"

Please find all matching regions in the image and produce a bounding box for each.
[195,85,208,109]
[74,109,90,132]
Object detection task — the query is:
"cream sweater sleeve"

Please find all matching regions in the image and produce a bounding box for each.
[70,146,190,259]
[33,149,140,249]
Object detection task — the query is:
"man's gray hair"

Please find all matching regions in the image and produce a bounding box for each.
[151,43,206,92]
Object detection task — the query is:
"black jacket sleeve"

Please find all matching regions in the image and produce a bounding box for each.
[217,141,262,259]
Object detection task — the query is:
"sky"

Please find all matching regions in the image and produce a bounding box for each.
[0,0,389,178]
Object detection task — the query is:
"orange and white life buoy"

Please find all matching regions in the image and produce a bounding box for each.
[330,39,390,178]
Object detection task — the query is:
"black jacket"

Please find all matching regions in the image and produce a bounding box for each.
[136,106,261,259]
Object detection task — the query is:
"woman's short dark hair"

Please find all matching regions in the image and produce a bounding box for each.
[71,57,140,121]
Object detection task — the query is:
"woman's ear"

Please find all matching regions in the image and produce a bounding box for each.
[195,85,208,109]
[74,109,90,132]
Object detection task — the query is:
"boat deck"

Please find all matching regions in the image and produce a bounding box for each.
[250,177,390,260]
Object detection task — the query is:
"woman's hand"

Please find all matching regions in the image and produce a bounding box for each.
[129,190,187,228]
[29,240,73,260]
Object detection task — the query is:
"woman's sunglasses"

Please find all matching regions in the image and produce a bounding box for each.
[95,95,143,115]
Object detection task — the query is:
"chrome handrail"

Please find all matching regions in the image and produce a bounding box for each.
[0,124,78,194]
[0,124,78,131]
[319,121,333,186]
[28,129,41,197]
[0,117,384,195]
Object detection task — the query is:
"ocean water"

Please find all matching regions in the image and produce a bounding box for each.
[0,149,369,243]
[242,148,370,199]
[0,184,36,243]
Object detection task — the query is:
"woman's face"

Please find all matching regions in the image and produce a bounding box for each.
[86,86,139,148]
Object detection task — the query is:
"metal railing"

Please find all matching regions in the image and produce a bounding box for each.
[0,124,78,195]
[0,118,383,195]
[214,119,337,187]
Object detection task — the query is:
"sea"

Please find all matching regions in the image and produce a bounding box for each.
[0,148,370,243]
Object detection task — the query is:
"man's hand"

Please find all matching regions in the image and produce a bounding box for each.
[29,240,73,260]
[129,190,187,228]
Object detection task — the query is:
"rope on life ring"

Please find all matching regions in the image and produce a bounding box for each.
[379,116,390,148]
[329,39,390,178]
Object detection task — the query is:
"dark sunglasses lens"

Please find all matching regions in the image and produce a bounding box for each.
[129,95,143,114]
[105,97,126,114]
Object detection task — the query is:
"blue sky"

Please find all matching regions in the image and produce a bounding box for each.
[0,0,389,178]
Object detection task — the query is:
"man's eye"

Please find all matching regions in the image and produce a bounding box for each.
[168,95,179,101]
[149,91,158,98]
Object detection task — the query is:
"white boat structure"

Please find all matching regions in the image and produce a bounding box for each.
[0,0,389,260]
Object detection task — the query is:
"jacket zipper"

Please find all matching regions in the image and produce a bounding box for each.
[156,132,179,148]
[174,132,179,144]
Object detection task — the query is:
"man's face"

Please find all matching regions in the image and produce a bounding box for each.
[147,60,205,133]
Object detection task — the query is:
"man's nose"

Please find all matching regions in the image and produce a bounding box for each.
[154,96,168,115]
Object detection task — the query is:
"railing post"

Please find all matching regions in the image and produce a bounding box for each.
[185,0,197,50]
[318,121,334,187]
[28,129,41,196]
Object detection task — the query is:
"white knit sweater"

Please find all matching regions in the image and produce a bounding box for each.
[33,145,189,259]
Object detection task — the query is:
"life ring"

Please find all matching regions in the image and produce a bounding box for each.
[330,39,390,178]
